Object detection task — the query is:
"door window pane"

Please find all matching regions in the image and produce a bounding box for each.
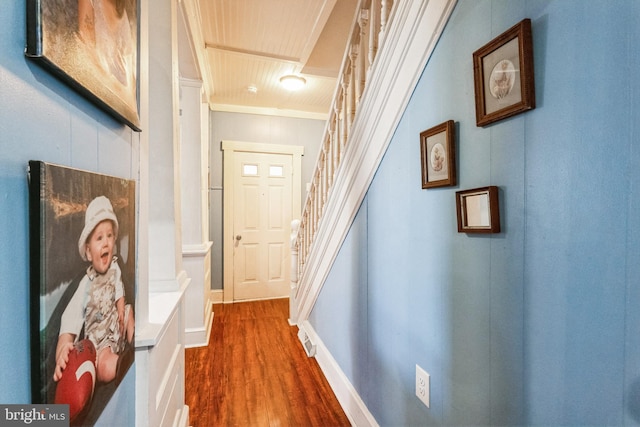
[269,165,284,177]
[243,164,258,176]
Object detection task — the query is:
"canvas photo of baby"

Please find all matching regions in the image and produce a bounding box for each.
[29,162,136,426]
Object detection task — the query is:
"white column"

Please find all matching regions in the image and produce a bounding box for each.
[147,0,185,292]
[136,0,189,426]
[179,79,207,245]
[180,78,213,348]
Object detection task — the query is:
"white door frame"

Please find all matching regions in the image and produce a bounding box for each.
[222,140,304,303]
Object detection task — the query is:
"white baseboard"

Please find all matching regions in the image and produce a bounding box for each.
[184,300,214,348]
[210,289,223,303]
[174,404,189,427]
[300,321,379,427]
[288,287,298,326]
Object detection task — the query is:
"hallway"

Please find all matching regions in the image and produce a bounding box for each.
[185,298,350,426]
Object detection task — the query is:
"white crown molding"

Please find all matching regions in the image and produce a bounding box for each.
[295,0,458,321]
[211,103,329,121]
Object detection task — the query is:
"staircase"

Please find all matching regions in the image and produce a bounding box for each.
[290,0,458,324]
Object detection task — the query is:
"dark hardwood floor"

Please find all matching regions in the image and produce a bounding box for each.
[185,298,351,427]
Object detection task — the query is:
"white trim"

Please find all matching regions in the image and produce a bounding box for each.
[184,299,214,348]
[295,0,458,321]
[210,289,224,303]
[174,405,190,427]
[211,103,329,121]
[181,242,213,348]
[136,273,189,348]
[222,141,304,303]
[179,0,213,99]
[178,76,203,89]
[148,269,190,294]
[301,321,379,427]
[288,285,299,326]
[156,344,182,409]
[229,296,289,304]
[182,241,213,256]
[221,140,304,156]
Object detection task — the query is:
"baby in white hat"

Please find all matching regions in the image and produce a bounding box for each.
[53,196,134,385]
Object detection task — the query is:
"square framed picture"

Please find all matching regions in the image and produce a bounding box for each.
[473,18,535,127]
[455,186,500,233]
[28,161,136,426]
[420,120,456,189]
[26,0,140,131]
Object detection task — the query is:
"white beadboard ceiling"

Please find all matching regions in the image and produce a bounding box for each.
[181,0,359,119]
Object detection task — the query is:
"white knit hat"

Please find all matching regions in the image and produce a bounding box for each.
[78,196,119,261]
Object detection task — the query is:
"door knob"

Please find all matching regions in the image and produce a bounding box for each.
[235,235,242,241]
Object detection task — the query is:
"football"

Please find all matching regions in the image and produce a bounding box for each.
[54,339,97,421]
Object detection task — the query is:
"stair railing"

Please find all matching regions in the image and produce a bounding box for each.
[291,0,395,317]
[290,0,457,325]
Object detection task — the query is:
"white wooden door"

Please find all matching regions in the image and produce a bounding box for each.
[232,151,293,300]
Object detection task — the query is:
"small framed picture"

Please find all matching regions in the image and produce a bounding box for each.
[473,18,535,127]
[455,186,500,233]
[420,120,456,189]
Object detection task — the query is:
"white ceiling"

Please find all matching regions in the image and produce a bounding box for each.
[179,0,359,120]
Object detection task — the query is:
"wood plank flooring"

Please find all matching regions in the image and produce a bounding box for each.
[185,298,351,427]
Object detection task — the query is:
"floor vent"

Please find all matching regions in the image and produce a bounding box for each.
[298,328,316,357]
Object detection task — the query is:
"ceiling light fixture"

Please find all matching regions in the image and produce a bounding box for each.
[279,75,306,91]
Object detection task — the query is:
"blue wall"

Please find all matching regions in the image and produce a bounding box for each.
[310,0,640,425]
[0,3,136,425]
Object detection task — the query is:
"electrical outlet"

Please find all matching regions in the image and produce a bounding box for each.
[415,365,430,408]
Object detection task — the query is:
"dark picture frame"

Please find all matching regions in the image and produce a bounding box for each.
[456,186,500,233]
[28,161,136,426]
[473,18,535,127]
[26,0,141,131]
[420,120,456,189]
